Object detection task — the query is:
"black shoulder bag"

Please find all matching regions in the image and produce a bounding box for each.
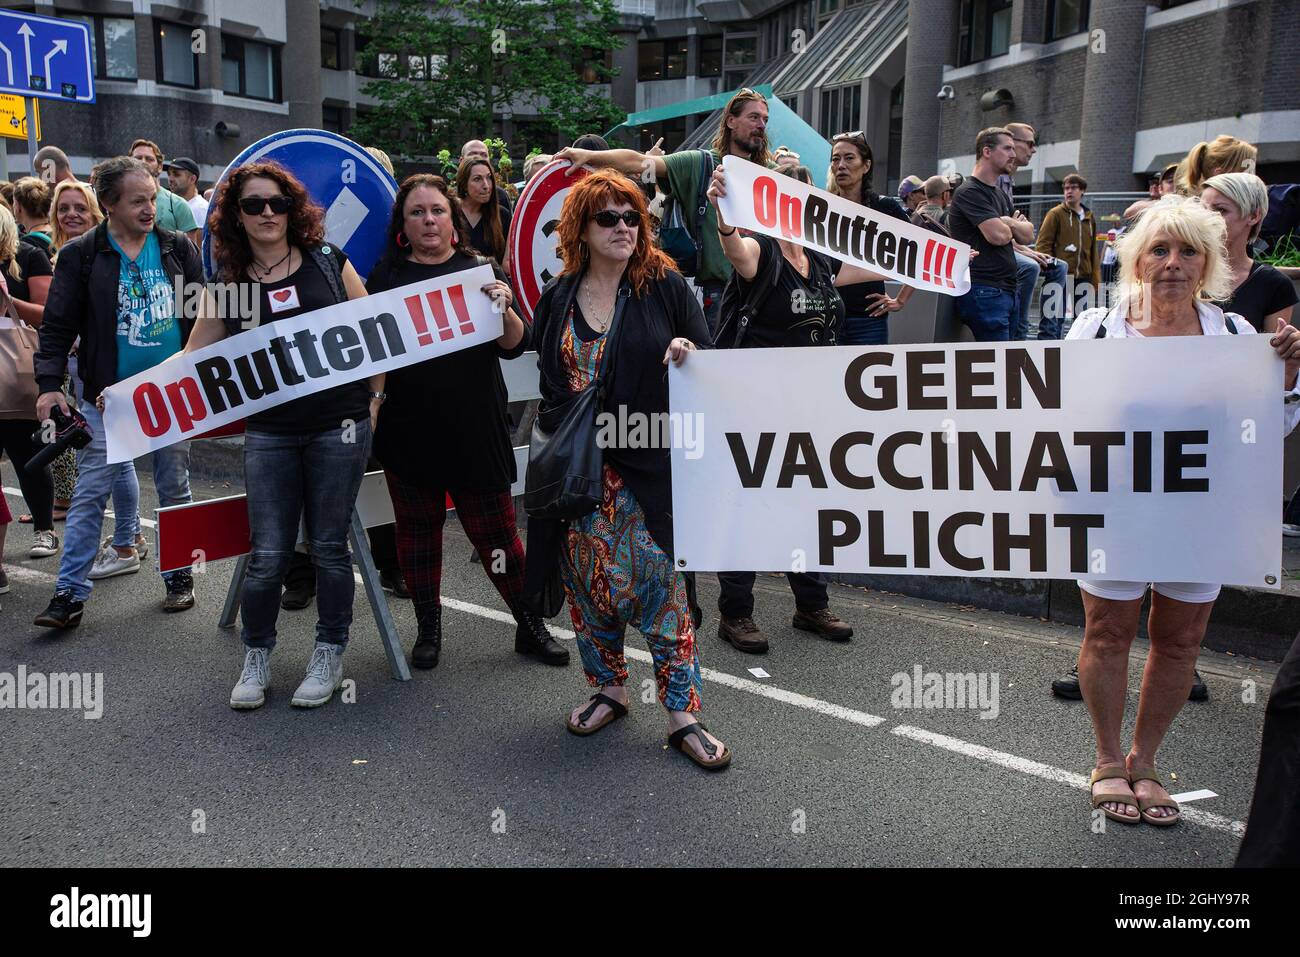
[524,283,630,520]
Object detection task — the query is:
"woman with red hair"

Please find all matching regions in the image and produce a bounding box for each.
[523,169,729,770]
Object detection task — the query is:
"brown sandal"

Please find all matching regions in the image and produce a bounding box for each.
[1129,766,1181,826]
[668,722,731,771]
[1090,764,1140,824]
[566,693,628,736]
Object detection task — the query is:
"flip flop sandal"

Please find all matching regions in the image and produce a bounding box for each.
[1129,766,1181,826]
[668,721,731,772]
[1090,764,1140,824]
[566,693,628,736]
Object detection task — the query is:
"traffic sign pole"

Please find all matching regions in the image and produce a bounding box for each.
[24,95,35,175]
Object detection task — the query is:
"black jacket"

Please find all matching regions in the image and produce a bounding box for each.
[523,267,710,606]
[35,222,203,402]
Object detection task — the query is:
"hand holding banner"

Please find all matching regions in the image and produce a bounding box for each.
[101,264,501,463]
[716,156,972,297]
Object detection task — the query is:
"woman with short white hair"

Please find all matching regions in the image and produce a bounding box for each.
[1065,195,1300,827]
[1201,172,1297,334]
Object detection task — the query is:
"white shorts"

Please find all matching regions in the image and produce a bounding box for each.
[1078,580,1221,604]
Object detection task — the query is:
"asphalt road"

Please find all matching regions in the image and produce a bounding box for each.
[0,462,1279,867]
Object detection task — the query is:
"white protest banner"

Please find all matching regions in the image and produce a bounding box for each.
[669,337,1284,588]
[717,156,972,297]
[101,264,500,463]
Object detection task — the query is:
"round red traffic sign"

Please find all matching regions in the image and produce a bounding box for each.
[508,159,589,325]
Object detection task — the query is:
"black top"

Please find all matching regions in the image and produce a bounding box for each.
[1219,262,1299,332]
[366,251,528,489]
[3,241,53,302]
[467,205,512,265]
[221,246,370,435]
[948,177,1017,291]
[836,194,910,316]
[19,230,54,258]
[735,235,843,347]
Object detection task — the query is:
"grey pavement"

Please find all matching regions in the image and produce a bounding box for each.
[0,461,1279,867]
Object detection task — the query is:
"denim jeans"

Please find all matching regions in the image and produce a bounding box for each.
[1012,251,1039,341]
[956,284,1018,342]
[840,315,889,346]
[110,463,140,548]
[239,420,371,650]
[55,404,193,601]
[1035,258,1070,340]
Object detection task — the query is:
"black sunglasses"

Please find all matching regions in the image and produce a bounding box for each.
[238,195,293,215]
[1013,137,1037,148]
[592,210,641,228]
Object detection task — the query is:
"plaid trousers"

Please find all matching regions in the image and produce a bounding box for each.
[385,472,526,615]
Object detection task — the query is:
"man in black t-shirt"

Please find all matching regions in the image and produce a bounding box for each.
[947,128,1034,341]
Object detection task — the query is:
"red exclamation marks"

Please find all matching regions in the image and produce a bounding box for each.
[942,245,957,289]
[404,294,432,346]
[424,290,455,341]
[448,285,475,335]
[922,238,936,284]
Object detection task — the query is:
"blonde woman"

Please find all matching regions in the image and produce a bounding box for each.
[1176,135,1257,196]
[1201,172,1297,333]
[50,181,104,260]
[1066,196,1300,827]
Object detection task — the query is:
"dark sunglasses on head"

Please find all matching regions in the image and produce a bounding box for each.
[238,195,293,215]
[592,210,641,228]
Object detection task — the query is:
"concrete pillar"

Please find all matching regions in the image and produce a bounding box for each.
[284,0,323,128]
[899,0,956,180]
[610,30,639,115]
[1077,0,1147,191]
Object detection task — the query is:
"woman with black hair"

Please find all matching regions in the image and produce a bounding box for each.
[456,159,511,271]
[366,173,566,671]
[825,131,916,345]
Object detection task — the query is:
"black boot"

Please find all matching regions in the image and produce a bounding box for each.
[411,603,442,669]
[514,610,569,666]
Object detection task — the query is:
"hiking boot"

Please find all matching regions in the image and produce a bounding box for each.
[380,568,410,599]
[89,540,140,580]
[162,571,195,612]
[230,648,271,710]
[719,616,768,654]
[34,591,83,629]
[515,611,569,665]
[411,605,442,669]
[29,530,60,558]
[280,580,315,610]
[291,642,344,708]
[1051,664,1082,699]
[792,607,853,641]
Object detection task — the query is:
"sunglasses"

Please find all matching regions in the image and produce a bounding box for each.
[125,260,146,299]
[592,210,641,229]
[833,130,866,143]
[238,195,293,216]
[1013,137,1037,148]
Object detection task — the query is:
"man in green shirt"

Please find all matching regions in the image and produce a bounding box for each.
[556,89,784,332]
[129,138,200,245]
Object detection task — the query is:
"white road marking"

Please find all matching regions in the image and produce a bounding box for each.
[3,487,156,528]
[2,492,1249,837]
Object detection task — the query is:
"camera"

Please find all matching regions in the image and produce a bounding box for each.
[27,405,92,475]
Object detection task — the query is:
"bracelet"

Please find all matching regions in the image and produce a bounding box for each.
[368,392,387,401]
[718,225,736,236]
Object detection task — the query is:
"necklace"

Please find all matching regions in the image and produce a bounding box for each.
[580,281,616,332]
[251,247,292,280]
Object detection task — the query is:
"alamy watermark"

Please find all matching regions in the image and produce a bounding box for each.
[891,664,999,719]
[595,406,705,459]
[0,667,103,719]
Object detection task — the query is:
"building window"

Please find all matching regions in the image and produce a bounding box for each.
[66,15,139,81]
[723,34,757,68]
[155,21,198,88]
[1046,0,1089,41]
[819,84,861,138]
[699,35,722,77]
[322,105,346,134]
[818,0,840,17]
[222,35,281,102]
[321,27,342,70]
[958,0,1012,66]
[576,47,612,84]
[638,39,688,81]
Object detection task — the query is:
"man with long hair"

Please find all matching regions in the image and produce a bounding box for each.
[555,89,778,332]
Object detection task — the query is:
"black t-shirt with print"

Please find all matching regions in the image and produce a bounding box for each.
[220,246,370,435]
[735,234,844,347]
[1220,262,1299,332]
[948,176,1017,291]
[3,241,53,302]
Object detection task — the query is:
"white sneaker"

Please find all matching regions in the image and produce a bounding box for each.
[230,648,271,710]
[291,642,344,708]
[1284,523,1300,538]
[88,540,141,580]
[134,533,150,560]
[29,530,60,558]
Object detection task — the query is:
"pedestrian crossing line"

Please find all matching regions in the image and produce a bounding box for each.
[2,486,158,529]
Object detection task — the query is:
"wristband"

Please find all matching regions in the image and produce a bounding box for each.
[718,225,736,236]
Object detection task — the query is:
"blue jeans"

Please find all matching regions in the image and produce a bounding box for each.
[840,315,889,345]
[1035,257,1070,340]
[55,404,193,601]
[1012,251,1039,340]
[240,420,371,650]
[956,284,1018,342]
[110,464,140,547]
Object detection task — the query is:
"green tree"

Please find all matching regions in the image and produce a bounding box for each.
[353,0,624,161]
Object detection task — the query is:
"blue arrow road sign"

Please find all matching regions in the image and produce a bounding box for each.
[202,130,399,281]
[0,10,95,103]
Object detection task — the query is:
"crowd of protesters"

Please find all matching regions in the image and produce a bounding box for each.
[2,92,1300,858]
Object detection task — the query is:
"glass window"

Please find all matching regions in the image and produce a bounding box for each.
[1046,0,1089,40]
[222,35,280,101]
[103,18,137,79]
[665,39,688,78]
[723,35,757,67]
[577,47,611,84]
[321,28,341,70]
[818,0,839,16]
[246,42,274,99]
[156,21,197,88]
[322,105,345,134]
[698,35,722,77]
[637,40,665,81]
[959,0,1013,66]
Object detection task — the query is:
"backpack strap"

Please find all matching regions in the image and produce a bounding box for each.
[308,244,347,303]
[727,239,784,349]
[694,150,715,240]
